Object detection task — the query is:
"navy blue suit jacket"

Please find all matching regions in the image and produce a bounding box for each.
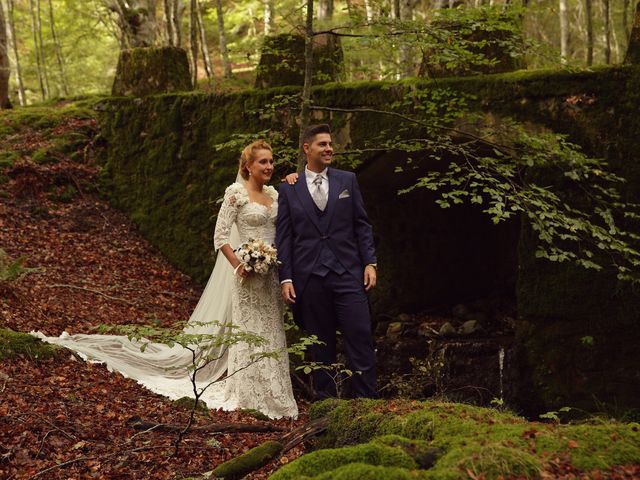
[276,168,377,300]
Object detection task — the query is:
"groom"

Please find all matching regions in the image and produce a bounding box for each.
[276,124,378,399]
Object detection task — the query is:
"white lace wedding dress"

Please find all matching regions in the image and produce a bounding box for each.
[212,182,297,418]
[32,181,298,419]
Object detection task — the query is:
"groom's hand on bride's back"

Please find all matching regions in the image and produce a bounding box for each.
[281,282,296,304]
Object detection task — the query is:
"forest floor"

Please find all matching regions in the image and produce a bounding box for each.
[0,102,308,479]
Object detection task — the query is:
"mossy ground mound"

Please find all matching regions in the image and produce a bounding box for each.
[0,99,101,170]
[269,399,640,479]
[0,328,60,361]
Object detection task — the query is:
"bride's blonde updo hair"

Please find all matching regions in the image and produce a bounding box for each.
[239,140,273,180]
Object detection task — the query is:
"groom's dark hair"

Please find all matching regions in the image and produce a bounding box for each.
[302,124,331,145]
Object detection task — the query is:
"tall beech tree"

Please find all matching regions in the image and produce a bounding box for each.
[585,0,593,65]
[189,0,197,84]
[28,0,46,99]
[263,0,274,35]
[6,0,24,105]
[602,0,611,64]
[105,0,158,48]
[624,0,640,64]
[215,0,232,78]
[559,0,569,63]
[48,0,68,95]
[0,0,11,108]
[195,0,212,80]
[317,0,333,20]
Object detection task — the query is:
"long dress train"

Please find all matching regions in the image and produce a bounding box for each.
[32,181,298,419]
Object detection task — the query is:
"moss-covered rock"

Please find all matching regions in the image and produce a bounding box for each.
[111,47,192,97]
[239,408,271,421]
[0,328,60,361]
[272,399,640,479]
[211,440,283,479]
[255,33,344,88]
[419,9,524,78]
[173,396,209,413]
[269,442,418,480]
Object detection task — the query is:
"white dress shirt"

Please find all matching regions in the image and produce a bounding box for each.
[306,165,329,203]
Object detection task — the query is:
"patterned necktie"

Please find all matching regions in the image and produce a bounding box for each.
[311,174,327,211]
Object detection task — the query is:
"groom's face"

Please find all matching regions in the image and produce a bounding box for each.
[304,133,333,170]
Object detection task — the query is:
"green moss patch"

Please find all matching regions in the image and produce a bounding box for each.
[269,442,418,480]
[272,399,640,479]
[211,440,283,479]
[173,396,209,414]
[0,328,60,361]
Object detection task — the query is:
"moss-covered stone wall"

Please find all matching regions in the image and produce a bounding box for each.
[97,65,640,414]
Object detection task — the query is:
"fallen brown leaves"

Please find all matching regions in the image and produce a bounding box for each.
[0,117,307,479]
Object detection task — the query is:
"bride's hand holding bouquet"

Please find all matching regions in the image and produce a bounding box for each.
[234,238,280,279]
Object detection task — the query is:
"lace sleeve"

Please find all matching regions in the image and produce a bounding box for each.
[214,185,240,250]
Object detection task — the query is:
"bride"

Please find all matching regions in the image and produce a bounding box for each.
[33,140,298,419]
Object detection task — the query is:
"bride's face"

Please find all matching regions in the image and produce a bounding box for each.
[248,149,274,183]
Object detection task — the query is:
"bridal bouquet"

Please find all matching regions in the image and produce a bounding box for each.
[235,239,281,275]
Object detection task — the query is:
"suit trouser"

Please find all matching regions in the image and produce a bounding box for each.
[299,270,378,399]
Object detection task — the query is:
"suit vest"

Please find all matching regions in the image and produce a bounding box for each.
[311,203,346,277]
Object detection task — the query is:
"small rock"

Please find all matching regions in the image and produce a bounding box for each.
[452,304,469,318]
[386,322,403,338]
[439,322,457,337]
[459,320,483,336]
[463,312,488,323]
[417,322,438,337]
[375,320,390,336]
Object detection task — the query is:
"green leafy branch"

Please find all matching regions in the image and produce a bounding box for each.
[101,321,279,455]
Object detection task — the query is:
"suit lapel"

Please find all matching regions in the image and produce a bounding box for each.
[293,170,322,233]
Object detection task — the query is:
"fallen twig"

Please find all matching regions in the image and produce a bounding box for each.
[127,416,285,434]
[49,284,137,307]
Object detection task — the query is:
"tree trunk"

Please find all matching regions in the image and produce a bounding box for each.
[298,0,314,168]
[0,0,11,108]
[36,0,51,96]
[602,0,611,64]
[263,0,274,35]
[399,0,414,78]
[391,0,401,18]
[195,0,212,80]
[28,0,46,100]
[48,0,69,96]
[174,0,184,46]
[317,0,333,20]
[163,0,174,45]
[189,0,198,85]
[559,0,569,64]
[585,0,593,65]
[624,0,631,43]
[345,0,353,16]
[215,0,232,78]
[624,0,640,64]
[364,0,374,22]
[6,0,24,105]
[112,0,158,48]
